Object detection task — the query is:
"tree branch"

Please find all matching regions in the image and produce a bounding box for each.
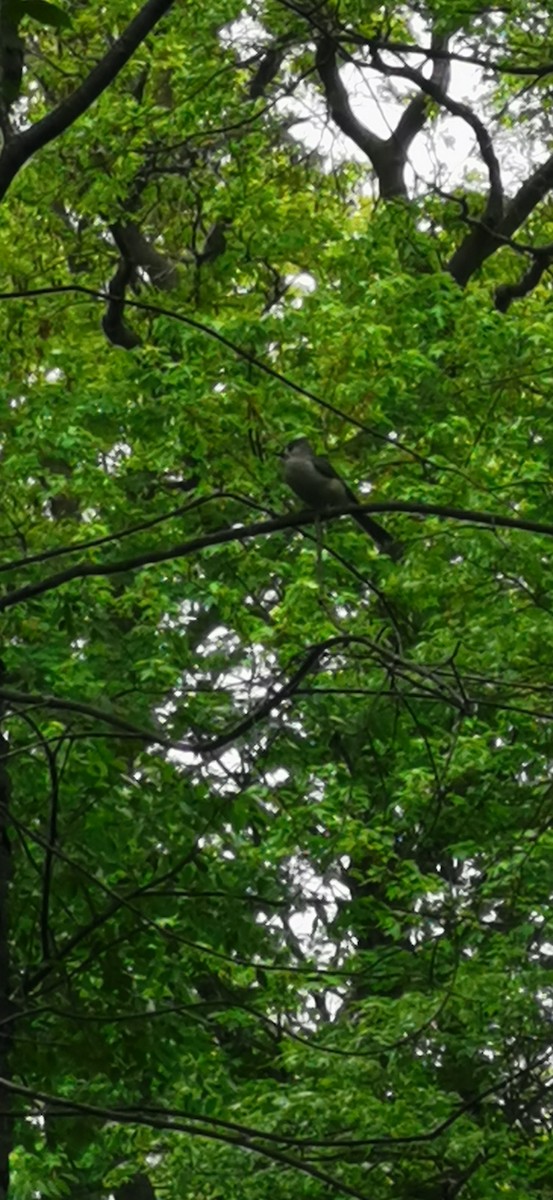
[0,0,175,202]
[101,257,142,350]
[501,151,553,238]
[315,36,399,192]
[111,221,180,291]
[447,151,553,287]
[0,1078,373,1200]
[392,34,451,151]
[1,500,553,614]
[494,255,553,312]
[370,49,503,222]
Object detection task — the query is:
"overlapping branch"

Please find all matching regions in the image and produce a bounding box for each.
[316,32,451,199]
[0,0,175,201]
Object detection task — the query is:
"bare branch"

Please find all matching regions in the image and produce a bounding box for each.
[501,151,553,238]
[447,152,553,287]
[315,36,402,195]
[495,256,553,311]
[370,40,553,80]
[393,34,451,150]
[370,48,503,221]
[101,258,142,350]
[316,32,451,199]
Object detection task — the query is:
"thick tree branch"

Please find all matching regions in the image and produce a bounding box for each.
[501,151,553,236]
[392,34,451,151]
[0,0,175,202]
[315,37,401,194]
[494,255,553,312]
[313,22,496,207]
[315,33,450,197]
[102,257,142,350]
[111,221,180,291]
[370,49,503,222]
[448,151,553,287]
[306,19,551,292]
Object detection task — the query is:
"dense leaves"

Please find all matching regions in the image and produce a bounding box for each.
[1,2,553,1199]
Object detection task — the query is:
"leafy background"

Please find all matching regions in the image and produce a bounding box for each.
[1,1,553,1198]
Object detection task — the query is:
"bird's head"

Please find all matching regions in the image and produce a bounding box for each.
[279,437,313,460]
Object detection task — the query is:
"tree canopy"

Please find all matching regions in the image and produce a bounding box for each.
[1,1,553,1198]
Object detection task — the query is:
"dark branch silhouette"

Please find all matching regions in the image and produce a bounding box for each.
[316,33,450,199]
[0,499,552,615]
[448,150,553,286]
[0,0,175,202]
[102,258,142,350]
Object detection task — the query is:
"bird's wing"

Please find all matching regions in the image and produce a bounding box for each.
[299,449,401,557]
[311,454,342,480]
[312,454,357,501]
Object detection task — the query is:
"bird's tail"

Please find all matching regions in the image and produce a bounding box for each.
[352,510,402,560]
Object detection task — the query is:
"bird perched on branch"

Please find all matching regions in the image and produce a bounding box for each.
[281,438,401,559]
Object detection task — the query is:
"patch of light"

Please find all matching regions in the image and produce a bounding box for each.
[101,442,133,473]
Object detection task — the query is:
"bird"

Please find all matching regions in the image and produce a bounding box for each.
[281,438,401,558]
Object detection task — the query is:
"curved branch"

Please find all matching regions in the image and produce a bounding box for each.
[1,686,170,746]
[448,152,553,287]
[495,256,552,312]
[371,49,503,222]
[370,41,553,78]
[102,258,142,350]
[0,1078,372,1200]
[0,0,175,202]
[111,221,180,291]
[501,152,553,237]
[316,33,452,199]
[314,26,492,205]
[393,33,451,150]
[315,37,399,190]
[1,499,553,614]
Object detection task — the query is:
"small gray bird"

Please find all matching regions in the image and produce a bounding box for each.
[281,438,400,558]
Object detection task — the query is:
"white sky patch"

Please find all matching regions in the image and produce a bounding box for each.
[223,10,541,198]
[278,38,489,191]
[100,441,132,472]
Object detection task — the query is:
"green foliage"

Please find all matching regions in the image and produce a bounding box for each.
[2,2,553,1200]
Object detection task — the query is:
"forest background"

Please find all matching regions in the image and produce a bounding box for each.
[1,1,553,1197]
